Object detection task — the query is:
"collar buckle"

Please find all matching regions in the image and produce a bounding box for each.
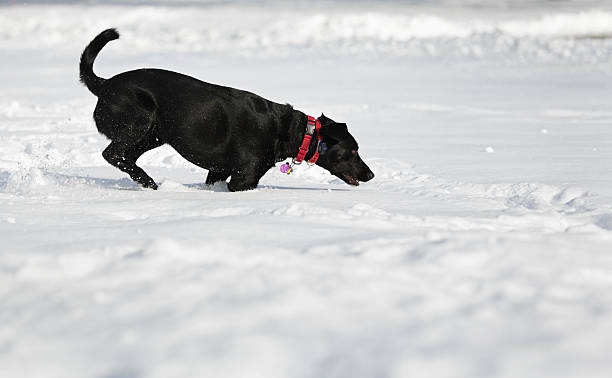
[306,117,317,135]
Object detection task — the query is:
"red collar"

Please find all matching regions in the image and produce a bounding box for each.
[294,115,322,164]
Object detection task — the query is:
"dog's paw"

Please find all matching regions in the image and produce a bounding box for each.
[142,181,158,190]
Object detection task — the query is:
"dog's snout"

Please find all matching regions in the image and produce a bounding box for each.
[364,170,375,182]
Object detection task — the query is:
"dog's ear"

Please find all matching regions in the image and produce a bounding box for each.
[319,113,334,126]
[320,122,348,142]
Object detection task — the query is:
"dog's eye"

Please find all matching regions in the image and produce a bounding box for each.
[351,150,357,155]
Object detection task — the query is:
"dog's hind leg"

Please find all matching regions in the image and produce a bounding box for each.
[205,170,230,186]
[102,133,163,189]
[96,87,163,189]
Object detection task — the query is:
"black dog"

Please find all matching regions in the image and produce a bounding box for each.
[80,29,374,191]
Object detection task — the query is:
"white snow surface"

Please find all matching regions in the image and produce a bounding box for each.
[1,1,612,378]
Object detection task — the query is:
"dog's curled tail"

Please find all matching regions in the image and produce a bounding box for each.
[79,28,119,97]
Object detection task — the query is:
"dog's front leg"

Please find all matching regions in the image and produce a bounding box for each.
[205,170,231,186]
[227,163,269,192]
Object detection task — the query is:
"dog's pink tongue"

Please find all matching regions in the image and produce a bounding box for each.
[343,173,359,186]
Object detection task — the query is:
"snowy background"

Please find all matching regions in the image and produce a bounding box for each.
[1,1,612,377]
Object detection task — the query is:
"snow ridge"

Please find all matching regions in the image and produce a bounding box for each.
[1,6,611,62]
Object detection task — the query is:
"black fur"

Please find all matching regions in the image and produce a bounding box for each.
[79,28,374,191]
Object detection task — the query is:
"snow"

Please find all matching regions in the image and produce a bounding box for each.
[1,1,612,377]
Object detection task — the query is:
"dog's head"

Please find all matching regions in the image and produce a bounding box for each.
[315,114,375,186]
